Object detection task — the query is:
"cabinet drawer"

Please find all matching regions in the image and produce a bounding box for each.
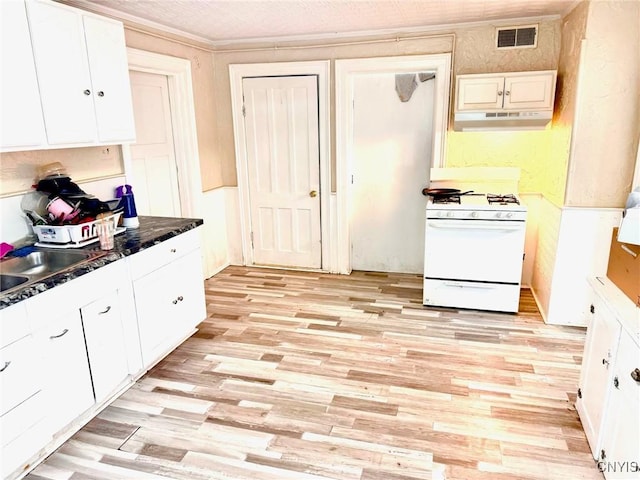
[0,390,46,446]
[0,302,29,349]
[1,398,50,480]
[0,334,41,416]
[128,228,200,280]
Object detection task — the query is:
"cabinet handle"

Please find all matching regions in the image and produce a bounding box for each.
[590,304,594,314]
[602,358,609,367]
[0,361,11,373]
[170,248,177,253]
[631,368,640,383]
[613,376,619,389]
[83,89,91,96]
[99,306,112,315]
[505,90,510,96]
[50,328,69,339]
[97,91,105,97]
[172,295,185,305]
[497,90,503,96]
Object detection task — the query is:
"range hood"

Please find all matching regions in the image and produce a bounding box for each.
[453,110,552,131]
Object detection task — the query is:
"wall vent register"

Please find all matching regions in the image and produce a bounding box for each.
[496,25,538,49]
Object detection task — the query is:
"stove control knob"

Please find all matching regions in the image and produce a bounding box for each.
[471,212,478,218]
[495,212,502,219]
[505,212,513,218]
[446,212,453,218]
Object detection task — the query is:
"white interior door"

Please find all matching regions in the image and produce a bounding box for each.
[242,75,321,269]
[128,70,181,217]
[351,73,434,273]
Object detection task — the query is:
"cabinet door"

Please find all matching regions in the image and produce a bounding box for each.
[0,0,46,150]
[26,0,97,145]
[503,73,555,110]
[37,310,94,435]
[134,249,206,368]
[576,296,622,457]
[81,291,130,404]
[0,335,41,417]
[456,76,505,111]
[598,332,640,479]
[83,15,136,143]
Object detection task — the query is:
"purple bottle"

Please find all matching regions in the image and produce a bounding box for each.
[115,184,139,228]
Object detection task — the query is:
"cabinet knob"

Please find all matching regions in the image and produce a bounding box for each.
[602,358,609,366]
[497,90,503,96]
[631,368,640,383]
[505,90,511,96]
[590,304,595,314]
[0,361,11,373]
[83,89,91,96]
[613,376,619,389]
[97,91,105,97]
[170,248,177,253]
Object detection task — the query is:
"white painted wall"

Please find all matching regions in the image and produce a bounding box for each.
[199,187,231,278]
[350,73,434,274]
[531,196,622,327]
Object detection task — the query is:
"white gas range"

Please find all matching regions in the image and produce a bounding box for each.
[422,171,527,313]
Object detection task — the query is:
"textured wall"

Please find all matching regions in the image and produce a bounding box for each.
[564,0,640,207]
[212,34,453,189]
[0,146,123,196]
[213,19,560,189]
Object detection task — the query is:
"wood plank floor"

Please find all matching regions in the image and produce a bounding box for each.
[26,266,602,480]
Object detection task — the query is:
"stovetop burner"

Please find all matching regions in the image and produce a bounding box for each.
[486,193,520,205]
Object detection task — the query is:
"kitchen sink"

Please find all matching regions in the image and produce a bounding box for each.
[0,248,102,294]
[0,274,30,293]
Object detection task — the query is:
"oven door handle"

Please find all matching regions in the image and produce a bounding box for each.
[426,220,523,231]
[443,281,496,289]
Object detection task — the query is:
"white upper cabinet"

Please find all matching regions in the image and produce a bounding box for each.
[456,70,557,112]
[5,0,136,150]
[0,1,46,150]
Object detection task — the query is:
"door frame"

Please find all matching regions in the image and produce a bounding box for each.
[229,61,330,270]
[335,54,451,274]
[122,48,203,219]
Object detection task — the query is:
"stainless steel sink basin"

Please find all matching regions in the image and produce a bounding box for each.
[0,248,102,294]
[0,274,30,293]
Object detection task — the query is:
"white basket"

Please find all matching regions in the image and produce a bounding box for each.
[33,212,122,245]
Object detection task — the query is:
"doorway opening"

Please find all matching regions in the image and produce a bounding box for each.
[335,54,451,274]
[123,48,203,220]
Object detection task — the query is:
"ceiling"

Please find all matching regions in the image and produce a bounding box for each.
[72,0,582,46]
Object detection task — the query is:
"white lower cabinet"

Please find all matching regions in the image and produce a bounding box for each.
[576,294,621,452]
[35,310,95,435]
[1,228,205,479]
[577,277,640,479]
[80,291,130,403]
[0,303,50,480]
[597,330,640,479]
[132,234,206,368]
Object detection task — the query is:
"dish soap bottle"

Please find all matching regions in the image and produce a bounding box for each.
[115,184,139,228]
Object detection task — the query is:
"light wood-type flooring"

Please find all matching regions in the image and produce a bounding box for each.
[26,266,602,480]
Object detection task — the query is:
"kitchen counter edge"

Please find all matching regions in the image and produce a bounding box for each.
[0,216,204,310]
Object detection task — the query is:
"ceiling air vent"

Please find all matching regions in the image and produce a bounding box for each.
[496,25,538,49]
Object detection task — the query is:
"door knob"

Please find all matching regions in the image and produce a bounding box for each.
[309,190,318,198]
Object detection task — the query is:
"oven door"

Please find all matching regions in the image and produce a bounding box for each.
[424,218,526,283]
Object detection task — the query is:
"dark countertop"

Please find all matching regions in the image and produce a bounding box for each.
[0,216,203,310]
